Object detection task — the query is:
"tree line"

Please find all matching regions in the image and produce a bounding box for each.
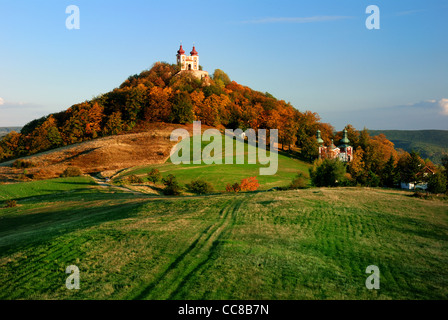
[1,61,445,193]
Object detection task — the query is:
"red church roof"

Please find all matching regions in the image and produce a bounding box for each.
[177,45,185,55]
[190,46,198,56]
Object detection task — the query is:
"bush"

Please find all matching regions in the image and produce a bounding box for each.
[12,159,35,169]
[186,179,214,194]
[240,177,260,192]
[162,174,183,195]
[124,175,144,184]
[60,167,82,177]
[226,183,241,193]
[5,200,17,208]
[147,168,162,183]
[288,171,308,190]
[226,177,259,193]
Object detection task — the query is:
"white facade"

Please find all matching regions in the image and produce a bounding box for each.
[177,45,199,71]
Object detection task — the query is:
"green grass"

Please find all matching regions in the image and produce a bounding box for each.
[1,179,447,300]
[0,176,96,201]
[117,135,310,191]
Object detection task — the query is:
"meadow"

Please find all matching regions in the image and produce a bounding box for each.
[1,176,447,300]
[115,134,310,191]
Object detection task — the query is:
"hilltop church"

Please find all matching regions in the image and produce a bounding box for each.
[176,44,210,82]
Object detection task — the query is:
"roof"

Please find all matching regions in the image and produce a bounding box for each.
[190,46,198,56]
[177,45,185,55]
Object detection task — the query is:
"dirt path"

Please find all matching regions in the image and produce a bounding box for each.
[88,174,145,195]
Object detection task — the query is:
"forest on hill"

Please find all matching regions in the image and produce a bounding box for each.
[1,62,446,190]
[369,130,448,164]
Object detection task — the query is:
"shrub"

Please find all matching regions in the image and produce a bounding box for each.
[5,200,17,208]
[226,177,259,193]
[226,183,241,193]
[60,167,82,177]
[125,175,144,184]
[162,174,182,195]
[186,179,214,195]
[147,168,162,183]
[240,177,259,192]
[288,171,308,190]
[12,159,35,169]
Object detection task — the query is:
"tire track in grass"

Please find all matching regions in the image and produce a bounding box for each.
[167,196,245,299]
[130,196,245,300]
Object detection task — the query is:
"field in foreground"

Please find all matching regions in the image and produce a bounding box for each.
[0,177,447,300]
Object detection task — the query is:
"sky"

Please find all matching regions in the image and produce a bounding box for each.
[0,0,447,130]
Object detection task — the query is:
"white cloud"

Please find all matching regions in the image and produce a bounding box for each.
[439,98,448,115]
[0,97,4,105]
[241,16,352,24]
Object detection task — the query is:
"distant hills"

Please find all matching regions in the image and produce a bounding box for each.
[0,127,22,138]
[368,130,448,164]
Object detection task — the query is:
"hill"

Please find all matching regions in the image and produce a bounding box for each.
[368,130,448,164]
[0,127,21,138]
[1,180,447,299]
[0,63,304,164]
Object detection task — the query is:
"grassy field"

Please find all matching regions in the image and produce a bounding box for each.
[1,177,447,300]
[116,135,310,191]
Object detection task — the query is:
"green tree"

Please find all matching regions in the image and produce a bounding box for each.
[300,136,319,162]
[186,178,214,194]
[103,111,124,136]
[147,168,162,183]
[309,158,347,187]
[381,155,398,187]
[170,92,194,124]
[162,174,183,195]
[441,155,448,189]
[398,151,425,188]
[427,172,447,194]
[213,69,231,86]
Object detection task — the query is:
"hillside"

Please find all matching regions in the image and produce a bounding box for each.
[0,123,214,182]
[368,130,448,164]
[1,180,447,300]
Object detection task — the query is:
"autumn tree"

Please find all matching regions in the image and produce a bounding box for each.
[144,86,173,122]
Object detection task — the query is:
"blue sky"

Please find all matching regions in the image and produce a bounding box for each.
[0,0,447,130]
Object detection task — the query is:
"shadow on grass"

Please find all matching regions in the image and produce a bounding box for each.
[0,194,149,258]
